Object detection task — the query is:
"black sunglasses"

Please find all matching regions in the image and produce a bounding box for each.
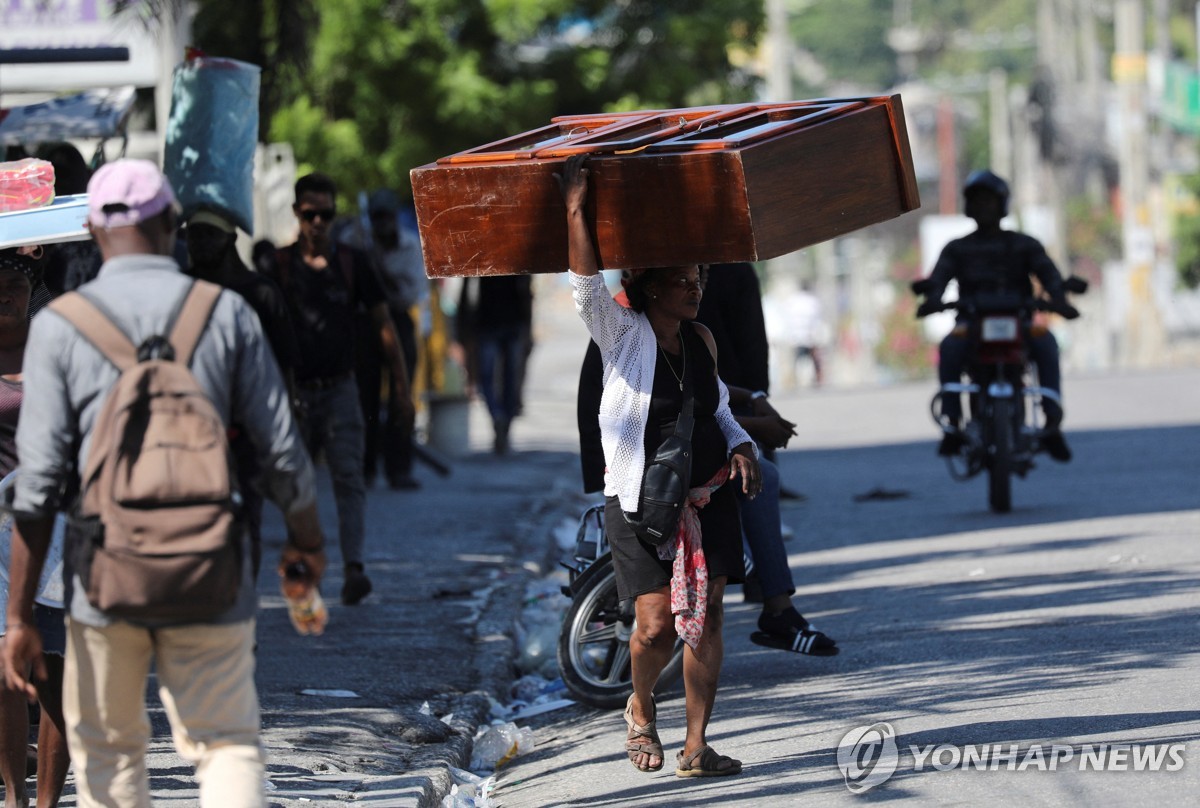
[300,208,335,222]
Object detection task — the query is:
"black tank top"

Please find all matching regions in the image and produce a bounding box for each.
[644,322,728,485]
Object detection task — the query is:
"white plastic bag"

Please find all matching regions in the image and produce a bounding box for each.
[469,721,536,770]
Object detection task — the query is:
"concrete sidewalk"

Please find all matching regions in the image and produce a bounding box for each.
[131,432,585,807]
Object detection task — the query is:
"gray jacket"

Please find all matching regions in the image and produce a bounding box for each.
[14,254,315,626]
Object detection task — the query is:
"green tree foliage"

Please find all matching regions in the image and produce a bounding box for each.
[788,0,1038,94]
[191,0,317,129]
[264,0,764,198]
[1173,175,1200,288]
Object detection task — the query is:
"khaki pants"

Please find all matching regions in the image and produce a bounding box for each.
[64,618,263,808]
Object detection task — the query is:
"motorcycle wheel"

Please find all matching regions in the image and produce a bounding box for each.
[557,555,685,710]
[988,399,1014,513]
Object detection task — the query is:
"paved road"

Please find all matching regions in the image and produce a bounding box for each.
[495,367,1200,806]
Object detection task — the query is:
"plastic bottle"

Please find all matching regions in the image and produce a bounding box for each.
[281,561,328,636]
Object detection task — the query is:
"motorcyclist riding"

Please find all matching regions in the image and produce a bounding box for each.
[915,169,1079,461]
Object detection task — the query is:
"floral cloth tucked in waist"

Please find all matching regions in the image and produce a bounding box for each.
[664,464,731,649]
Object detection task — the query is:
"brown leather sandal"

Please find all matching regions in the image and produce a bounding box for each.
[624,693,664,772]
[675,744,743,777]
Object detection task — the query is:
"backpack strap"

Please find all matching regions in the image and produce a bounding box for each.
[49,293,139,372]
[170,281,222,367]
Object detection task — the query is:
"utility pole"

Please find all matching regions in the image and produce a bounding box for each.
[154,3,193,161]
[1114,0,1163,367]
[765,0,791,104]
[989,69,1013,183]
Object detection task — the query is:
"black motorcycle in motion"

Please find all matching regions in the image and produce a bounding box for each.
[912,276,1087,513]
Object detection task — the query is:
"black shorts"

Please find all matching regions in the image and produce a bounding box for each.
[604,487,744,603]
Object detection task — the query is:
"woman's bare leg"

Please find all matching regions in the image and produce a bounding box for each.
[628,587,674,770]
[682,577,729,760]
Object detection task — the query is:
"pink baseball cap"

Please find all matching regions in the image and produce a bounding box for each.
[87,159,178,228]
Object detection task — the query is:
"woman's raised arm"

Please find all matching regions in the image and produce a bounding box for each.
[555,155,599,277]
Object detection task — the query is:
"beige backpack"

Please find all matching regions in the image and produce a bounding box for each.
[50,281,242,621]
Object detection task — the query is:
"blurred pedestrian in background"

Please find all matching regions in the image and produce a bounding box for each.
[456,275,532,454]
[766,278,825,389]
[267,172,413,605]
[340,189,423,489]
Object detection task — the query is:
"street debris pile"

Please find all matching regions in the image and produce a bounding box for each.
[449,542,582,805]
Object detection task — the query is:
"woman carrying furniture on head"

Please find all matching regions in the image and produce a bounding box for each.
[557,154,760,778]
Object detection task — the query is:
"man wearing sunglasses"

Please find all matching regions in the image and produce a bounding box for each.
[268,173,415,606]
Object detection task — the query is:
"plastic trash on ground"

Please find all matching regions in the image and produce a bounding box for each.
[442,767,495,808]
[469,722,536,771]
[552,516,580,551]
[515,573,568,678]
[500,674,574,720]
[0,159,54,213]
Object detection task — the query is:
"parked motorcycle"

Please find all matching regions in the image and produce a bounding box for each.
[557,504,684,709]
[912,276,1087,513]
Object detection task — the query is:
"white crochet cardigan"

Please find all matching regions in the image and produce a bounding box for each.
[570,271,755,512]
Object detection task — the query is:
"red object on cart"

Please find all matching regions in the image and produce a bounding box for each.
[0,158,55,213]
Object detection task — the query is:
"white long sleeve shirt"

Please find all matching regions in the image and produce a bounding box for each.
[570,271,753,511]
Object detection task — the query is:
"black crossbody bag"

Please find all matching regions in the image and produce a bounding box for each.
[622,355,694,546]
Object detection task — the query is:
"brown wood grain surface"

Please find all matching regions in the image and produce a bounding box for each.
[411,96,920,277]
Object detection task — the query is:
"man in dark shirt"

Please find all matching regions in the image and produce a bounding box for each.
[916,170,1078,461]
[267,173,414,604]
[185,208,300,578]
[695,263,770,393]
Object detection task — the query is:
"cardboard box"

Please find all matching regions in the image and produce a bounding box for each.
[411,96,919,277]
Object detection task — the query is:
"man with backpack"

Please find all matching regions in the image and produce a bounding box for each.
[3,159,325,807]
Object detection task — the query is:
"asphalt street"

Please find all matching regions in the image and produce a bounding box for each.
[495,366,1200,807]
[13,279,1200,807]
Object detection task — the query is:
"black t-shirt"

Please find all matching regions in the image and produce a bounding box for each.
[222,270,299,378]
[269,244,386,381]
[695,262,769,393]
[927,230,1066,309]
